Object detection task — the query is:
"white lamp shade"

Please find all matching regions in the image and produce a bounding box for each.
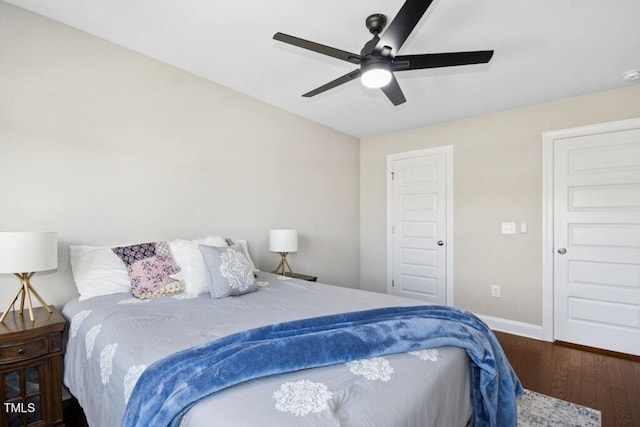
[269,229,298,253]
[0,232,58,273]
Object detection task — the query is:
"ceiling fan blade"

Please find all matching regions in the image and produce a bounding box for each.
[380,74,406,106]
[375,0,435,54]
[393,50,494,71]
[274,32,361,65]
[303,69,362,98]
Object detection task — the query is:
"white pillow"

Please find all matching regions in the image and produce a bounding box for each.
[69,245,131,301]
[169,236,227,296]
[233,239,258,272]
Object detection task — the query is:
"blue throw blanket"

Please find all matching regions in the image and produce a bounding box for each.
[123,305,523,427]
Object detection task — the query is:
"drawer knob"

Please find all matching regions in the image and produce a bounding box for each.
[18,348,26,355]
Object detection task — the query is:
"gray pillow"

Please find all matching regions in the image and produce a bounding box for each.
[199,244,257,298]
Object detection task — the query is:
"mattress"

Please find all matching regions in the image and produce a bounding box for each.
[63,273,472,426]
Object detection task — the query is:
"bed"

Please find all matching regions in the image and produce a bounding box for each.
[63,239,520,426]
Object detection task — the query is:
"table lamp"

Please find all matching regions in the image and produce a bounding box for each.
[269,229,298,276]
[0,232,57,322]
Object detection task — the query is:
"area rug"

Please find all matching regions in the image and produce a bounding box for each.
[517,389,601,426]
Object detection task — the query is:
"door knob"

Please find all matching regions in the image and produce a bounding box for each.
[437,241,444,246]
[557,248,566,254]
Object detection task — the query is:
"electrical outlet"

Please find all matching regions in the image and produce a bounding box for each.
[491,285,501,298]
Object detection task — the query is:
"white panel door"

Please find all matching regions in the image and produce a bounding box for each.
[388,149,450,304]
[553,126,640,355]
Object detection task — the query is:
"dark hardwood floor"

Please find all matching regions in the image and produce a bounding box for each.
[495,331,640,427]
[63,397,88,427]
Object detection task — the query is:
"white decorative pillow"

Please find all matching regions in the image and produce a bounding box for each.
[199,244,258,298]
[69,245,131,301]
[169,236,227,296]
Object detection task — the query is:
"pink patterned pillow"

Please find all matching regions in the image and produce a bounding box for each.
[112,242,183,298]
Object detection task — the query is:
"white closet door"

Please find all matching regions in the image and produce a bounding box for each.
[388,148,451,304]
[553,125,640,355]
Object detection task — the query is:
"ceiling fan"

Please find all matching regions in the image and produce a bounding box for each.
[273,0,494,106]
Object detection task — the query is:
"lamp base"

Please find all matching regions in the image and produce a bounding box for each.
[0,273,53,323]
[272,252,294,276]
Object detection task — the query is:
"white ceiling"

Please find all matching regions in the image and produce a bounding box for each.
[6,0,640,137]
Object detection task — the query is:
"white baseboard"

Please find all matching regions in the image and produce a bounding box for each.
[476,314,550,342]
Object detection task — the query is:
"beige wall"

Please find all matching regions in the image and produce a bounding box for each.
[3,2,640,327]
[0,2,360,307]
[360,86,640,325]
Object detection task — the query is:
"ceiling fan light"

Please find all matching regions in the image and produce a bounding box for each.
[361,68,392,89]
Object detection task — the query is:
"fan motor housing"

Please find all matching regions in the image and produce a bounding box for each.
[366,14,387,34]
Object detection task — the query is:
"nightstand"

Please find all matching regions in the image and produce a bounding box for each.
[0,307,65,427]
[282,272,318,282]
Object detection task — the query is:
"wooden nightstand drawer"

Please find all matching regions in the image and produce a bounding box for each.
[0,337,48,364]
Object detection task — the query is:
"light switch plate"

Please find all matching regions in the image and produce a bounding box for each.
[501,222,516,234]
